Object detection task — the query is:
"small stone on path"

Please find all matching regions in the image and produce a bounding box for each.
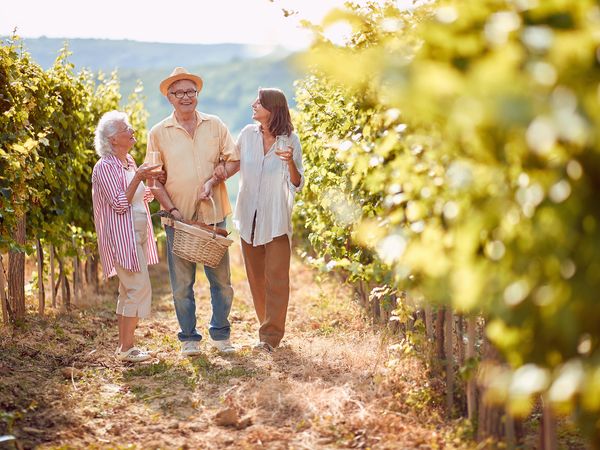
[236,415,253,430]
[214,407,239,427]
[61,367,83,380]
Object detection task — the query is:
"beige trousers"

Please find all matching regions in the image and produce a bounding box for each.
[241,233,291,348]
[114,210,152,318]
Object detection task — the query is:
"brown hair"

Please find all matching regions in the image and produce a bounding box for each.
[259,88,294,137]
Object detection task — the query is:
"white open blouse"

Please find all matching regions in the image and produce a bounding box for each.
[233,124,304,246]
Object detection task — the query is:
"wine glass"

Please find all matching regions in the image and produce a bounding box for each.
[148,151,163,188]
[275,135,289,159]
[275,135,290,180]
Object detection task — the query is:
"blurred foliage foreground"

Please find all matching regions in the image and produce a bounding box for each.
[293,0,600,443]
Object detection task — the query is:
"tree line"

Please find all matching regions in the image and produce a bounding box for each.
[0,36,148,322]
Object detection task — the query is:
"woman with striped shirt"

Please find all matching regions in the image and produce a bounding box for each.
[91,111,161,363]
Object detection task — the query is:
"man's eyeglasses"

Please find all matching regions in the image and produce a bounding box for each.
[169,89,198,99]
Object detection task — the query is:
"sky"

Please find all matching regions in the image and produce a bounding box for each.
[0,0,395,50]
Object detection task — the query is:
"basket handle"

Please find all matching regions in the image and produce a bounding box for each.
[192,195,218,239]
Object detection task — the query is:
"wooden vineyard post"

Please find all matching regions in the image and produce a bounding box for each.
[8,214,26,320]
[467,315,478,422]
[50,244,56,308]
[85,248,92,289]
[540,396,557,450]
[435,308,445,366]
[91,254,99,294]
[56,253,70,310]
[72,236,79,304]
[0,255,10,325]
[445,308,454,416]
[506,414,516,450]
[36,238,45,315]
[477,336,506,442]
[357,280,368,308]
[456,315,465,366]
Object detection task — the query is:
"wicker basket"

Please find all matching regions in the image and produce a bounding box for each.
[172,197,233,268]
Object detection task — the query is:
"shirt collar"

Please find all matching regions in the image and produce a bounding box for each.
[164,110,211,128]
[103,153,134,168]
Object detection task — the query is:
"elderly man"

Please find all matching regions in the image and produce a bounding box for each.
[146,67,240,356]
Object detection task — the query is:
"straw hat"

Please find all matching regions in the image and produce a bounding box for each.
[159,67,204,96]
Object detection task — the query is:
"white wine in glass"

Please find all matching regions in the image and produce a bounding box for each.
[275,135,289,160]
[275,135,290,184]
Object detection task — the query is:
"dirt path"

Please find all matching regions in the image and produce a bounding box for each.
[1,245,463,449]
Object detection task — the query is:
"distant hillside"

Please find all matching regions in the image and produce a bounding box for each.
[17,37,290,71]
[14,37,306,135]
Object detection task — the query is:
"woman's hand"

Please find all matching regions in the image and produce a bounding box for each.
[136,163,162,181]
[279,145,302,187]
[125,163,160,204]
[198,178,216,201]
[213,164,227,182]
[276,145,294,163]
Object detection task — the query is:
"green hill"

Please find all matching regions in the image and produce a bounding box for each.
[14,37,305,135]
[17,37,290,71]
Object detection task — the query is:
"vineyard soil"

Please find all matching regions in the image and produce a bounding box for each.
[0,245,586,449]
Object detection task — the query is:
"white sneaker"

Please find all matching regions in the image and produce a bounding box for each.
[211,338,236,354]
[181,341,202,356]
[116,346,152,362]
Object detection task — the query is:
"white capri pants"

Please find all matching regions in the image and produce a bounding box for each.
[114,210,152,318]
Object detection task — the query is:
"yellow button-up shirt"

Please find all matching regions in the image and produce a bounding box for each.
[146,111,239,224]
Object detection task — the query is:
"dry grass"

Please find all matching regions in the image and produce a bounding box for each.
[1,244,469,449]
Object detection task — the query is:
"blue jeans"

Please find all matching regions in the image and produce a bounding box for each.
[165,222,233,342]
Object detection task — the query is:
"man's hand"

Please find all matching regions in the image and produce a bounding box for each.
[198,178,216,201]
[171,209,183,221]
[156,170,167,185]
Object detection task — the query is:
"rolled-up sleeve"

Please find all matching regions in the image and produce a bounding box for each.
[288,135,304,193]
[92,163,129,214]
[219,120,240,162]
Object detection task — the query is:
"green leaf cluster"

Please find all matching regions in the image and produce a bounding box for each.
[294,0,600,439]
[0,36,148,253]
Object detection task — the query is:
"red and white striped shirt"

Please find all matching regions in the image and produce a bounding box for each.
[91,154,159,279]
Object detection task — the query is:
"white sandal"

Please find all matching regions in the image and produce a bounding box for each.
[116,346,152,362]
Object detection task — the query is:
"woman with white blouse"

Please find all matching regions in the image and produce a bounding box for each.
[91,111,162,362]
[233,88,304,352]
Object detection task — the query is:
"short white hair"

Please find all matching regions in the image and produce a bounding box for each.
[94,110,130,157]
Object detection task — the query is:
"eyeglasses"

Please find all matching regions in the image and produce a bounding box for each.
[169,89,198,99]
[114,125,134,135]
